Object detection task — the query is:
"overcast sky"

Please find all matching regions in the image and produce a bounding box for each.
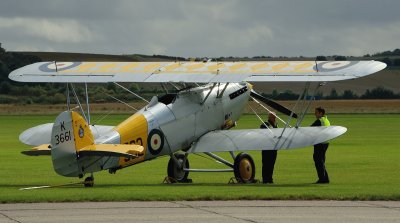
[0,0,399,57]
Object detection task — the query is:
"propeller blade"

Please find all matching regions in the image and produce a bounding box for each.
[250,90,298,118]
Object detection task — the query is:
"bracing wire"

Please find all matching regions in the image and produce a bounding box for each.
[248,104,274,134]
[251,97,292,128]
[114,82,149,103]
[91,91,138,126]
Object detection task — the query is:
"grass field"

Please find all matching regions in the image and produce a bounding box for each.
[0,113,399,202]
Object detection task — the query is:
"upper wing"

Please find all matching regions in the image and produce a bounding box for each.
[9,61,386,83]
[187,126,347,153]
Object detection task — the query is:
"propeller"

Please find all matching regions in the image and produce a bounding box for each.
[250,90,298,118]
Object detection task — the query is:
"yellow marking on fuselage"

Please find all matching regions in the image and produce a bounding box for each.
[114,114,148,167]
[71,111,94,151]
[271,62,289,72]
[97,63,117,72]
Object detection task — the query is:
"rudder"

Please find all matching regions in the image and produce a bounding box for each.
[51,111,94,177]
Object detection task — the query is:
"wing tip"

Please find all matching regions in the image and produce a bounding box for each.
[354,60,387,78]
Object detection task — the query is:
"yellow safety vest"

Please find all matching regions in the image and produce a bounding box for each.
[320,116,330,144]
[320,116,330,127]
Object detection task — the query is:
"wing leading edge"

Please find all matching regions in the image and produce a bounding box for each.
[187,126,347,153]
[9,61,386,83]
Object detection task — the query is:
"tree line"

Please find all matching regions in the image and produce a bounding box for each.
[262,87,400,100]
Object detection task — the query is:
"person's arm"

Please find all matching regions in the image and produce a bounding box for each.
[260,122,270,129]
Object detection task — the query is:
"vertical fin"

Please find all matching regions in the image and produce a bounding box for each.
[51,111,94,177]
[71,111,94,151]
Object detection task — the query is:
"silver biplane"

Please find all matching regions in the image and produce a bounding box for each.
[9,60,386,186]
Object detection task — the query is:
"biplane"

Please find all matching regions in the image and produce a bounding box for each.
[9,60,386,186]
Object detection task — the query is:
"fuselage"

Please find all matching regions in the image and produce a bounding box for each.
[76,82,251,175]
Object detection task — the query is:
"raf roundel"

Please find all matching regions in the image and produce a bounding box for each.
[315,61,359,72]
[39,62,82,72]
[147,129,165,155]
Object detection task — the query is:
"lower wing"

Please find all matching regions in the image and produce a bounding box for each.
[188,126,346,153]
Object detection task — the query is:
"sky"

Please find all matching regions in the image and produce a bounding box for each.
[0,0,399,58]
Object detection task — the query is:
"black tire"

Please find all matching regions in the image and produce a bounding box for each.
[233,153,255,183]
[84,176,94,187]
[167,153,189,182]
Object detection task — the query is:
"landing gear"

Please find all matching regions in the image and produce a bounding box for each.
[84,175,94,187]
[167,153,190,183]
[233,153,255,183]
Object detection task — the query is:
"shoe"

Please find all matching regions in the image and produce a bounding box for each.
[315,179,329,184]
[263,180,274,184]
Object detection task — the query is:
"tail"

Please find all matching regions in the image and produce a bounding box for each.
[51,111,94,177]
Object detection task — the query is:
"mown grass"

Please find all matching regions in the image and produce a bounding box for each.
[0,113,399,202]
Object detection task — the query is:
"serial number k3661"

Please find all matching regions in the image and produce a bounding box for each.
[55,131,72,145]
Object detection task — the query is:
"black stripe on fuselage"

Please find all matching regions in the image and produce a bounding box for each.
[229,86,248,100]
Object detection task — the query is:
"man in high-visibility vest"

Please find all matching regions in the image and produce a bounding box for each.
[311,106,330,184]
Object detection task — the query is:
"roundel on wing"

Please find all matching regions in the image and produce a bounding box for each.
[39,62,82,72]
[314,61,359,72]
[147,129,165,155]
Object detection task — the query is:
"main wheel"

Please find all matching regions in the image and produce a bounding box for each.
[167,153,189,182]
[84,176,94,187]
[233,153,255,183]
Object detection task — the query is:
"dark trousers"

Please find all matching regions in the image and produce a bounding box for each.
[313,143,329,182]
[262,150,277,183]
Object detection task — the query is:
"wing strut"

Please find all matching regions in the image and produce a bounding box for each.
[66,83,71,111]
[201,83,216,104]
[295,82,325,127]
[85,83,91,124]
[70,83,89,123]
[276,82,310,145]
[217,83,229,98]
[273,82,325,150]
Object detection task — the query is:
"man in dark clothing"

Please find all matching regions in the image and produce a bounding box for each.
[260,112,278,184]
[311,107,330,184]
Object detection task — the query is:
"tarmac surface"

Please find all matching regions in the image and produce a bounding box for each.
[0,200,399,223]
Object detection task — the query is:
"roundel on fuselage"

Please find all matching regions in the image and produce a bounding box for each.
[147,129,165,155]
